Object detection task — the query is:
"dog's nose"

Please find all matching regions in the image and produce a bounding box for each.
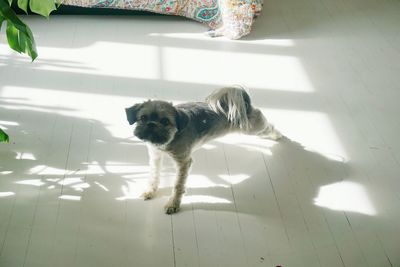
[147,122,157,128]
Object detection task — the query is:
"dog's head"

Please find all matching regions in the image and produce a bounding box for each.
[125,100,188,146]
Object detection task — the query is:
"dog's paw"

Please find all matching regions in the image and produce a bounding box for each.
[141,190,156,200]
[164,199,181,214]
[259,128,283,141]
[268,129,283,141]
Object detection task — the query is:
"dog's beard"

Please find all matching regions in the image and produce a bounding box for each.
[134,125,175,145]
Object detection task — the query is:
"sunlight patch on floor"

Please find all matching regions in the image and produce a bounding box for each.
[71,182,91,191]
[218,174,250,184]
[29,165,70,175]
[262,108,348,161]
[0,171,13,175]
[104,162,149,174]
[46,178,60,182]
[182,195,231,204]
[59,195,81,201]
[1,42,161,80]
[0,120,19,126]
[201,143,217,150]
[186,174,229,188]
[162,47,314,92]
[59,177,84,186]
[116,180,147,200]
[15,152,36,160]
[16,179,45,187]
[1,86,146,139]
[314,181,376,215]
[148,32,295,46]
[0,192,15,197]
[27,161,150,178]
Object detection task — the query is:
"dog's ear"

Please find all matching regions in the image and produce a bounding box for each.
[125,103,142,125]
[175,109,189,132]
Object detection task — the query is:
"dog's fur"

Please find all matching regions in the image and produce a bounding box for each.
[125,86,282,214]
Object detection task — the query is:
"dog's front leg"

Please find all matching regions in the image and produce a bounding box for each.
[165,157,192,214]
[142,144,163,200]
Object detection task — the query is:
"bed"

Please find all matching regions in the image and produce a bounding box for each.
[62,0,263,39]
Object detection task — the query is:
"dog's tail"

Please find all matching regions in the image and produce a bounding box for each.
[206,85,251,130]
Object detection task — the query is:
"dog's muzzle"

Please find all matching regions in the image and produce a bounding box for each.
[134,124,171,145]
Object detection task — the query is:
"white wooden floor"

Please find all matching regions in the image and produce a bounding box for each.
[1,0,400,266]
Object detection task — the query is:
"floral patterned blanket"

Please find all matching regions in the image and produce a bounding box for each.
[62,0,263,39]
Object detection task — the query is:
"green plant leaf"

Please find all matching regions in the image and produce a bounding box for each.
[0,0,32,35]
[6,21,22,51]
[5,20,37,60]
[17,0,28,13]
[0,0,58,60]
[19,26,37,59]
[0,0,38,60]
[0,128,9,143]
[0,16,4,31]
[29,0,56,18]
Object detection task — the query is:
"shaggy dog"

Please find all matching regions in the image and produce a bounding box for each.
[125,86,281,214]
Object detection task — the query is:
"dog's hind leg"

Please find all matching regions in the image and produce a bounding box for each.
[142,144,163,200]
[165,157,192,214]
[246,108,282,140]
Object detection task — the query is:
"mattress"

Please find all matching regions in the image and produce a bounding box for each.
[62,0,263,39]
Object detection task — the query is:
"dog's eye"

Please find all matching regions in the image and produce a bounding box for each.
[160,118,170,126]
[140,115,148,122]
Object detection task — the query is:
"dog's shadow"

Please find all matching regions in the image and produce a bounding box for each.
[168,136,352,217]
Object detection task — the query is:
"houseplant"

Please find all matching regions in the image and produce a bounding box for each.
[1,1,59,142]
[0,128,9,143]
[0,0,59,61]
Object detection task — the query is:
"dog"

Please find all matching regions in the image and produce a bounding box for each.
[125,86,282,214]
